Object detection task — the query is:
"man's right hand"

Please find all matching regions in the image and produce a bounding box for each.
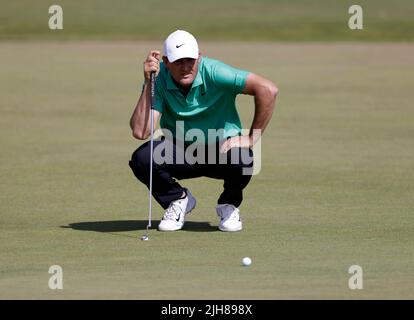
[143,50,161,82]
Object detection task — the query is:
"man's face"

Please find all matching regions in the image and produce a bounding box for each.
[163,55,200,90]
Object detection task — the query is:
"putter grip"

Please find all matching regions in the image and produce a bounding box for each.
[150,72,155,110]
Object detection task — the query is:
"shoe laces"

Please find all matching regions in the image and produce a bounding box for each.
[164,200,184,220]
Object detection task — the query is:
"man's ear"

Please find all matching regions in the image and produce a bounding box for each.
[162,56,169,66]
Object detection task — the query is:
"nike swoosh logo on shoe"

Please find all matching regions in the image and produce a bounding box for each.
[175,213,181,222]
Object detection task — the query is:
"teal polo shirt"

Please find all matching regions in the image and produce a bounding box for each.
[153,56,250,144]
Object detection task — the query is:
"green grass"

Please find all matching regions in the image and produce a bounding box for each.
[0,0,414,41]
[0,41,414,299]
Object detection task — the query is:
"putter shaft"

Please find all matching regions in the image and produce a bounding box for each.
[147,72,156,230]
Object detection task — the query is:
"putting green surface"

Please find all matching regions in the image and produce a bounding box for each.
[0,41,413,299]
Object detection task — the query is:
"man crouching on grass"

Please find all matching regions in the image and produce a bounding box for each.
[129,30,278,232]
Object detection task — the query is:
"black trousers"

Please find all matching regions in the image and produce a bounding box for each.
[129,137,253,209]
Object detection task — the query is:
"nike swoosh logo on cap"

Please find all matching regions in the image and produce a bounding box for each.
[176,43,185,48]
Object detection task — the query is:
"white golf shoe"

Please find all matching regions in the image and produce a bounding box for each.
[216,204,242,232]
[158,189,196,231]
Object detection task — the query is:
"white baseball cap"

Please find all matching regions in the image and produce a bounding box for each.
[163,30,199,63]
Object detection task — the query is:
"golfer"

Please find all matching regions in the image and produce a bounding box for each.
[129,30,278,232]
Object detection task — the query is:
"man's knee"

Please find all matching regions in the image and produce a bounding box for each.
[227,147,254,170]
[129,144,150,180]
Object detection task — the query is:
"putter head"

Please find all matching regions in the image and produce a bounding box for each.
[141,224,150,241]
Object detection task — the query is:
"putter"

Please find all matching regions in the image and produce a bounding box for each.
[141,71,155,241]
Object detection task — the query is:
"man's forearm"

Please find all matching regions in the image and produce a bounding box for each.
[249,85,278,145]
[130,83,151,139]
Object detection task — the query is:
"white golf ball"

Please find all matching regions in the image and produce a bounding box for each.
[242,257,252,266]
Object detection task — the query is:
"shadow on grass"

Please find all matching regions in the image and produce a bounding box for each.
[61,220,217,233]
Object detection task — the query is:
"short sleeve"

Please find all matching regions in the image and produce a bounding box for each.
[212,61,250,94]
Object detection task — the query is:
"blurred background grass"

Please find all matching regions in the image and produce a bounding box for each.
[0,0,413,41]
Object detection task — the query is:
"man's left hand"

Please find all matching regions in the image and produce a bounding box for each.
[220,136,253,154]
